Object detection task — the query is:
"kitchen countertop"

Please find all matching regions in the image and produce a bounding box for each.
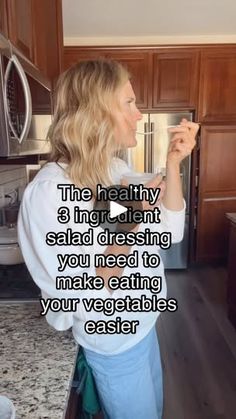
[0,302,77,419]
[226,213,236,224]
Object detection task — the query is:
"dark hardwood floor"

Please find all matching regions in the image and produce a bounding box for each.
[158,265,236,419]
[69,265,236,419]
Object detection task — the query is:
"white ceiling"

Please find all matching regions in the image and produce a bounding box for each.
[62,0,236,45]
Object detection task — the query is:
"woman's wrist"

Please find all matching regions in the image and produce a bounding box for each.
[166,159,181,174]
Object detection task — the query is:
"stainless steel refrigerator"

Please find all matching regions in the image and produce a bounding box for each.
[127,112,193,269]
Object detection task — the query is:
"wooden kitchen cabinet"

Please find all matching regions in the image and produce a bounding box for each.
[64,47,199,110]
[0,0,8,37]
[196,125,236,261]
[196,199,236,262]
[64,47,151,109]
[64,47,106,68]
[1,0,63,82]
[7,0,34,61]
[152,49,199,109]
[105,50,151,109]
[198,48,236,123]
[65,387,82,418]
[32,0,64,82]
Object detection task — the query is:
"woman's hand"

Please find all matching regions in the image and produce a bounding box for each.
[167,119,200,165]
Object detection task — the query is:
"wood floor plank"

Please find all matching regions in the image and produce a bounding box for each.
[82,265,236,419]
[192,266,236,358]
[157,317,186,419]
[157,268,236,419]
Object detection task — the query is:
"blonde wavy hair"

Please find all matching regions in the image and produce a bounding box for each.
[48,59,130,197]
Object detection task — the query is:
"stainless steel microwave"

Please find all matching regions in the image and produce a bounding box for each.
[0,34,52,157]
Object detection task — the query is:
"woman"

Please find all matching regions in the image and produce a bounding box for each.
[18,59,199,419]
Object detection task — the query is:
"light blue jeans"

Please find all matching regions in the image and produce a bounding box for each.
[83,326,163,419]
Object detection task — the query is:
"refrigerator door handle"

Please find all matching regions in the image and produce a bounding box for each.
[150,122,154,172]
[144,122,149,172]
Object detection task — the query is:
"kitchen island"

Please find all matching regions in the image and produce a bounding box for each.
[0,303,77,419]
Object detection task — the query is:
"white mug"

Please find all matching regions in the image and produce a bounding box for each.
[122,172,158,185]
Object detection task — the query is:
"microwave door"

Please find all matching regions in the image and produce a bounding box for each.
[4,54,32,144]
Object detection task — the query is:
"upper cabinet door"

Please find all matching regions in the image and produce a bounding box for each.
[198,48,236,123]
[105,51,151,109]
[196,125,236,262]
[152,49,199,109]
[2,0,63,82]
[0,0,8,37]
[32,0,63,83]
[7,0,34,61]
[64,48,151,109]
[64,48,107,69]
